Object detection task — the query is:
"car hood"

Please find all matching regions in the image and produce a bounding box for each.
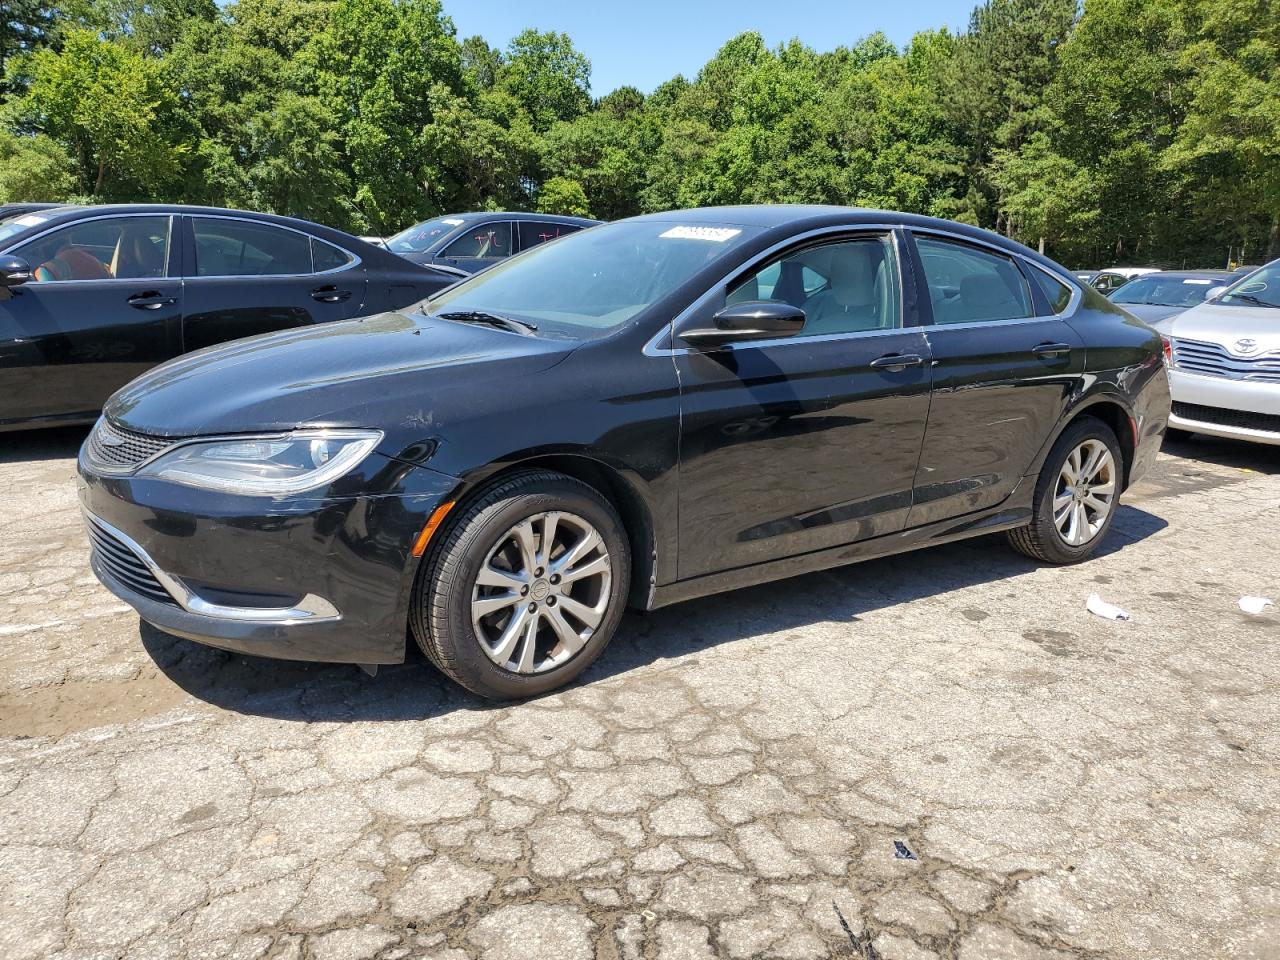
[1169,301,1280,351]
[106,311,575,447]
[1113,302,1185,327]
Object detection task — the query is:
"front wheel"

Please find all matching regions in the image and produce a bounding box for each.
[1007,417,1123,564]
[411,470,630,700]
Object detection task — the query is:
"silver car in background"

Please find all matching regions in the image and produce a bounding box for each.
[1163,259,1280,445]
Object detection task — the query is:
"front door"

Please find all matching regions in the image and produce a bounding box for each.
[674,233,932,579]
[0,214,181,427]
[180,216,368,351]
[434,220,513,274]
[906,232,1086,526]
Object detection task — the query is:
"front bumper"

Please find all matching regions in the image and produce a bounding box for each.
[78,451,458,664]
[1168,368,1280,445]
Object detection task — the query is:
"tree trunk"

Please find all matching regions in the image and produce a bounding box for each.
[1038,236,1045,255]
[94,157,106,196]
[1268,214,1280,262]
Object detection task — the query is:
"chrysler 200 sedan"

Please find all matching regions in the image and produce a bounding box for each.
[78,206,1170,699]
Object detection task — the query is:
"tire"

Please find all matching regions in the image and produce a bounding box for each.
[411,470,630,700]
[1007,417,1124,564]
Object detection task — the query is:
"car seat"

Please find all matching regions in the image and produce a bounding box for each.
[34,246,111,282]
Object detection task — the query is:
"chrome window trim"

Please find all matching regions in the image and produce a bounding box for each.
[2,212,176,284]
[86,511,340,624]
[908,227,1083,323]
[189,213,363,280]
[644,223,906,358]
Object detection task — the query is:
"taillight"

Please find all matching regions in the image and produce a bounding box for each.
[1160,336,1173,366]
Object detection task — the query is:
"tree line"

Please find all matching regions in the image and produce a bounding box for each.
[1,0,1276,267]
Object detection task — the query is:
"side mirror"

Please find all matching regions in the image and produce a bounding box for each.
[1206,286,1227,300]
[0,255,31,287]
[680,300,805,346]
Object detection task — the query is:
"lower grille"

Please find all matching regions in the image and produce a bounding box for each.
[85,516,178,606]
[1172,401,1280,435]
[86,419,176,471]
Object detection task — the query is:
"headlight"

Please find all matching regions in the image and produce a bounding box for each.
[137,430,383,495]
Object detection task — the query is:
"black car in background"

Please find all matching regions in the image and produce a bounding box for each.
[78,205,1169,700]
[385,211,600,274]
[0,205,458,431]
[1107,269,1237,327]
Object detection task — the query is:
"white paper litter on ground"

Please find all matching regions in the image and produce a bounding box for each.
[1086,594,1131,621]
[1239,596,1274,615]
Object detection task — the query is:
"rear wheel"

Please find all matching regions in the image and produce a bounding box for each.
[1007,417,1123,564]
[411,470,630,700]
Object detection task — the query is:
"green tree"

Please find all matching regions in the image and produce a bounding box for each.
[0,128,77,200]
[4,28,186,197]
[536,175,589,216]
[498,29,591,132]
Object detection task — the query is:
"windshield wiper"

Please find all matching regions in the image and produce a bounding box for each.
[1223,293,1280,309]
[437,310,538,334]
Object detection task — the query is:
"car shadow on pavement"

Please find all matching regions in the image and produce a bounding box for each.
[1162,434,1280,474]
[140,503,1167,722]
[0,425,91,463]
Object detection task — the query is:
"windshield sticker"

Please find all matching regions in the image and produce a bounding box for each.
[443,218,464,226]
[12,214,49,227]
[1182,278,1211,284]
[660,226,742,243]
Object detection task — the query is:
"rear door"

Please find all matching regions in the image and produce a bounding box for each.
[433,220,514,274]
[0,213,181,426]
[905,231,1085,526]
[180,216,368,351]
[517,220,584,253]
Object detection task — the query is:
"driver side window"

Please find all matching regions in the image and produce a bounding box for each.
[726,235,901,336]
[16,216,170,282]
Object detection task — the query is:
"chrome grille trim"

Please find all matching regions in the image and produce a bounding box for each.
[1172,337,1280,383]
[86,419,181,472]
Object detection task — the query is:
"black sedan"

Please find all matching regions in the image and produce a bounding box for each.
[0,205,459,431]
[385,211,600,273]
[78,206,1170,699]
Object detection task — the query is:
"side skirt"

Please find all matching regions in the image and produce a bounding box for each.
[647,500,1034,610]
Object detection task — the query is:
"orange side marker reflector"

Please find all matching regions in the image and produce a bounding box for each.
[412,500,456,557]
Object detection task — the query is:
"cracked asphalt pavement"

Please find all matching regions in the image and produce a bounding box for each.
[2,427,1279,960]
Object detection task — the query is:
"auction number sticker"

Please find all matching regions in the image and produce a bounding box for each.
[660,226,742,242]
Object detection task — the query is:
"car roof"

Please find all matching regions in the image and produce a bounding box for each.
[435,211,601,226]
[1126,270,1236,280]
[624,204,1072,275]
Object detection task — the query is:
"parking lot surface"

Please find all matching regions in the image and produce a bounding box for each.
[2,428,1278,960]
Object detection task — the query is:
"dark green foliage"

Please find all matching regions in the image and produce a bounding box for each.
[0,0,1275,263]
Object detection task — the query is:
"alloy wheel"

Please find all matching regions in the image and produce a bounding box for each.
[470,510,612,674]
[1053,439,1116,547]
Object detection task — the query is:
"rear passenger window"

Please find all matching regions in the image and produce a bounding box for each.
[193,219,312,277]
[1031,268,1073,313]
[519,221,579,249]
[312,238,355,272]
[916,236,1034,324]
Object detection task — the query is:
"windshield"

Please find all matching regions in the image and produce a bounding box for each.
[424,220,764,339]
[385,216,468,253]
[1215,261,1280,308]
[1112,275,1222,307]
[0,212,54,247]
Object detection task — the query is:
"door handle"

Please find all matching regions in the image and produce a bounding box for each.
[311,285,352,303]
[127,292,177,310]
[869,353,925,371]
[1033,342,1073,358]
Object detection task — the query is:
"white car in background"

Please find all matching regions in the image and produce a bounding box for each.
[1163,259,1280,445]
